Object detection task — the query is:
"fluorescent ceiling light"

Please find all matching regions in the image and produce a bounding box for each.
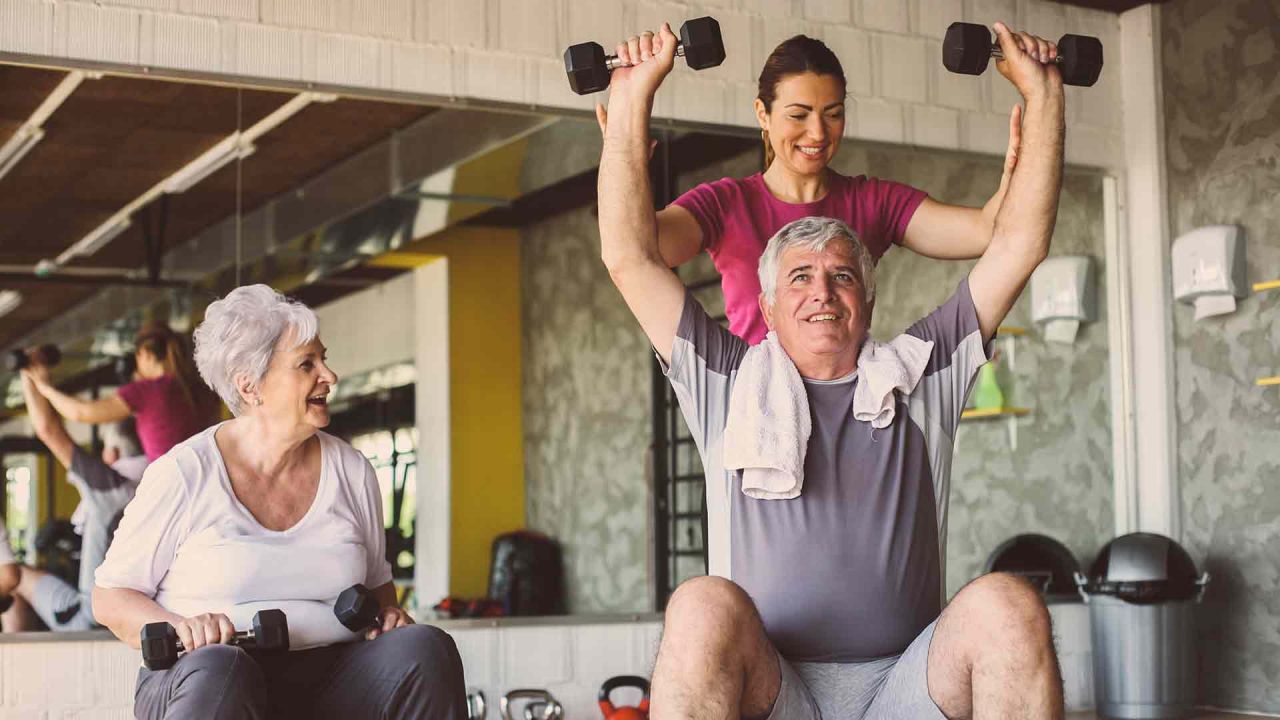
[0,290,21,319]
[57,215,132,263]
[0,126,45,180]
[164,132,256,194]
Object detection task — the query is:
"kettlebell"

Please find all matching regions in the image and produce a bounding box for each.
[466,687,487,720]
[501,689,563,720]
[598,675,650,719]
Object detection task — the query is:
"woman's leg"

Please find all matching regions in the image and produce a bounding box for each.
[134,644,268,720]
[301,625,467,720]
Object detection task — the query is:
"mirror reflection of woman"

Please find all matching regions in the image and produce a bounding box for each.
[27,325,220,460]
[600,34,1021,344]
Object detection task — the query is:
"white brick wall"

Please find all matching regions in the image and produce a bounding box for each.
[0,621,663,718]
[0,0,1126,174]
[0,603,1094,715]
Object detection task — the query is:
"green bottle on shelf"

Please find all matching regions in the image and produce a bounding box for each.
[971,362,1005,410]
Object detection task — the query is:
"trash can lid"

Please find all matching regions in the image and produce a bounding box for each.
[984,533,1081,599]
[1078,532,1202,604]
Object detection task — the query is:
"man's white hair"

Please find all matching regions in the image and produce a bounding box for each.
[757,216,876,307]
[192,284,318,416]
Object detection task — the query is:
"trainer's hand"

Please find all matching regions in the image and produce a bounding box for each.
[19,362,51,384]
[174,612,236,651]
[367,606,413,640]
[992,21,1062,101]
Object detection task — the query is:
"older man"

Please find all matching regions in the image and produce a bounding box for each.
[598,20,1066,720]
[6,360,145,632]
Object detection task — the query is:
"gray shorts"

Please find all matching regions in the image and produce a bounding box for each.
[768,619,946,720]
[31,573,96,631]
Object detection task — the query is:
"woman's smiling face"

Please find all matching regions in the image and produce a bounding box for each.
[757,72,846,177]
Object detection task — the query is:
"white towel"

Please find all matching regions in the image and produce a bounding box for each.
[723,332,934,500]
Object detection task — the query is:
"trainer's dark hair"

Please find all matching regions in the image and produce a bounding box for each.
[757,35,847,169]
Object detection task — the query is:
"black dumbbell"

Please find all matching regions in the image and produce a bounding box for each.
[114,353,137,383]
[140,609,290,671]
[564,16,726,95]
[334,583,382,632]
[6,344,62,373]
[942,22,1103,87]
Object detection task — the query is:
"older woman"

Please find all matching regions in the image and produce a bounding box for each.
[93,284,465,720]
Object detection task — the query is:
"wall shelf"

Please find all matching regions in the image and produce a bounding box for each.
[997,325,1028,336]
[961,407,1032,420]
[1254,280,1280,292]
[960,407,1032,450]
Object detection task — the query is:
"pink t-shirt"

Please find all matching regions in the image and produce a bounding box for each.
[117,375,207,461]
[671,171,928,344]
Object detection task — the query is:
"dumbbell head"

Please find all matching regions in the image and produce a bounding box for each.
[1058,34,1103,87]
[334,583,381,632]
[564,41,610,95]
[679,17,725,71]
[140,621,181,671]
[5,344,62,372]
[250,609,290,651]
[942,22,995,76]
[115,353,137,383]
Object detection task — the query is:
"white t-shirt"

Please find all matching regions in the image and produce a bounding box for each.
[95,424,394,650]
[0,518,15,566]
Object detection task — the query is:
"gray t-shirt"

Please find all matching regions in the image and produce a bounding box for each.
[664,278,991,662]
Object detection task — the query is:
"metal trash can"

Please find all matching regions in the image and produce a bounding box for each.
[1075,533,1209,719]
[985,534,1093,711]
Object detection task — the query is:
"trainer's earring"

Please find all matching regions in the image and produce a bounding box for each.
[255,396,264,407]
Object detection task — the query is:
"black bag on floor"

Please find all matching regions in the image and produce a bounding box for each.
[487,531,565,616]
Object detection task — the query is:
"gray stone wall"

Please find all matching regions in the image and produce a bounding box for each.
[521,204,652,614]
[1162,0,1280,711]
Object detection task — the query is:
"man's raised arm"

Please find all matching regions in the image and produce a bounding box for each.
[969,22,1067,342]
[597,23,688,364]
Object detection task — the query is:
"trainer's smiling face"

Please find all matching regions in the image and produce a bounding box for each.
[761,238,869,380]
[757,72,846,177]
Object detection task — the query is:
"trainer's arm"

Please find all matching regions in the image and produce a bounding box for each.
[598,25,688,364]
[969,23,1065,342]
[19,367,75,468]
[30,376,131,425]
[903,107,1022,260]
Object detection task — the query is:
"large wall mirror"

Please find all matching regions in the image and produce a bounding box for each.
[0,59,1114,630]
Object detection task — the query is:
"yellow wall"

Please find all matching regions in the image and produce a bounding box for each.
[407,227,525,598]
[32,447,81,524]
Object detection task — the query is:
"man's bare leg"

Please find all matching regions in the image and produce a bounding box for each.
[926,572,1063,720]
[651,576,782,720]
[2,592,43,632]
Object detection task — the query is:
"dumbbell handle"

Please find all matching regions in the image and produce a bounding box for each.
[603,43,688,71]
[171,628,257,653]
[984,44,1066,66]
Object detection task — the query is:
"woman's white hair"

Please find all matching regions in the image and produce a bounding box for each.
[193,284,319,416]
[757,216,876,307]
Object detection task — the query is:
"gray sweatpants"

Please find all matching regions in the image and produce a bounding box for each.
[133,624,467,720]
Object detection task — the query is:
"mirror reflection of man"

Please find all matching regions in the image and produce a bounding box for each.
[597,20,1069,719]
[3,358,145,632]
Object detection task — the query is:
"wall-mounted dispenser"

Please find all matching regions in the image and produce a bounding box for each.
[1172,224,1246,320]
[1031,255,1095,344]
